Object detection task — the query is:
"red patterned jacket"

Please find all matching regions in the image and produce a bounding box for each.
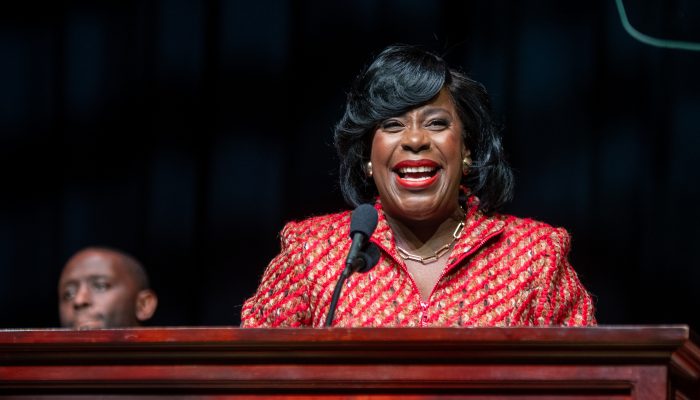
[241,201,596,327]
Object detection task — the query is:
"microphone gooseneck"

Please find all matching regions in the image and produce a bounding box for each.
[325,204,379,327]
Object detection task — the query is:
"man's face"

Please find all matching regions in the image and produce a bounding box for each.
[58,250,141,329]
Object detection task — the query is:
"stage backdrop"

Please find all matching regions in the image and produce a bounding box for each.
[1,0,698,329]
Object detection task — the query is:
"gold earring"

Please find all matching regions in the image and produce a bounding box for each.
[365,161,373,178]
[462,157,471,175]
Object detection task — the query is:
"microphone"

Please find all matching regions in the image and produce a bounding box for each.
[355,242,380,273]
[324,204,380,327]
[345,203,378,272]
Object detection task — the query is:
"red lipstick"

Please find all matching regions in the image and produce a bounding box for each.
[393,159,440,169]
[392,159,441,189]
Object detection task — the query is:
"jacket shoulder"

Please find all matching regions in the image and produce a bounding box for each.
[279,210,352,246]
[498,214,571,251]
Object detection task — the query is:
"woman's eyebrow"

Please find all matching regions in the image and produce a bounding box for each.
[419,107,452,117]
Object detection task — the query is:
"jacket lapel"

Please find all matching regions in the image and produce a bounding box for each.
[368,199,506,268]
[446,207,506,268]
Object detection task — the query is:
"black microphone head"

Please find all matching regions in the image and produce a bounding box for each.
[350,203,378,238]
[357,242,381,273]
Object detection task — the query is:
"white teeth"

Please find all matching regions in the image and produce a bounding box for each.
[402,176,431,181]
[398,166,435,174]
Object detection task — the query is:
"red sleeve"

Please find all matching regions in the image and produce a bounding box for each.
[240,221,313,327]
[534,227,597,326]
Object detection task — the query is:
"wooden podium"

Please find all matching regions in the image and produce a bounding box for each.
[1,326,698,399]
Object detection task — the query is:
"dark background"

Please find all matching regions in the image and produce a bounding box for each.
[1,0,698,330]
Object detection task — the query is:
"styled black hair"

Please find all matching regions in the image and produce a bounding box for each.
[333,44,513,213]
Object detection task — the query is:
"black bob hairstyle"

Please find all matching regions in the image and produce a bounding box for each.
[333,44,514,213]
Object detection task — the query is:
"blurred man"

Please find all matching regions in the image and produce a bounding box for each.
[58,247,158,329]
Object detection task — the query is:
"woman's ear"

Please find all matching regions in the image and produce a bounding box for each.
[135,289,158,322]
[462,146,471,159]
[462,148,472,176]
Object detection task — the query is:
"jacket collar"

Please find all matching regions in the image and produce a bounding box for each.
[370,197,506,265]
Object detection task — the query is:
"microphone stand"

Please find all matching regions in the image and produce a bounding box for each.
[325,268,352,327]
[325,204,379,327]
[324,244,379,327]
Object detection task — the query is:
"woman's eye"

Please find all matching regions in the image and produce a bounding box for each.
[426,119,449,129]
[381,120,403,132]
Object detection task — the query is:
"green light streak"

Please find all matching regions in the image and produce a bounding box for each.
[615,0,700,51]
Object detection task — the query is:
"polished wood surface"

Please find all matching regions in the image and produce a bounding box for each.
[1,326,698,399]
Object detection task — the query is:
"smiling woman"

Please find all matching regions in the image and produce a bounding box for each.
[240,45,596,328]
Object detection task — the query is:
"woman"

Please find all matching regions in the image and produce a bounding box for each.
[241,44,595,327]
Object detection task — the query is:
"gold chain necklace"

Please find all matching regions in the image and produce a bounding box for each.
[396,221,465,265]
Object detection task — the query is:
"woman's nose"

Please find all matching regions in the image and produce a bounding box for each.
[401,125,431,153]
